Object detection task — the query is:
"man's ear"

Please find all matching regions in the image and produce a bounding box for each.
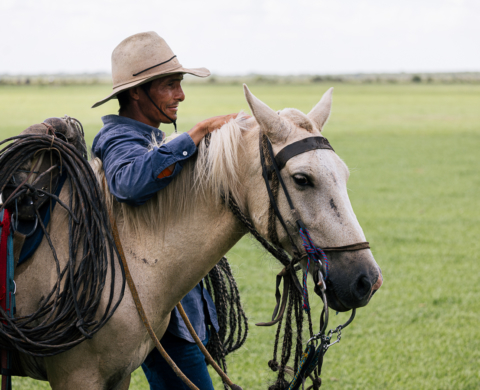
[129,86,141,101]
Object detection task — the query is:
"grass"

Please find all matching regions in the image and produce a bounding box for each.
[1,83,479,389]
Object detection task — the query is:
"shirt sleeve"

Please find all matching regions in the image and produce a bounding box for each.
[99,131,197,206]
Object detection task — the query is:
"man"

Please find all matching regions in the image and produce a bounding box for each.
[91,31,236,390]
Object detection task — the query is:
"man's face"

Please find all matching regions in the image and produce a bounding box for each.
[141,74,185,124]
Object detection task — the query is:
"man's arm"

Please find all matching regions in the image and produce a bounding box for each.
[187,114,239,145]
[159,113,240,177]
[100,131,196,205]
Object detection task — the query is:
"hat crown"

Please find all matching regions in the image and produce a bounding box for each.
[111,31,181,89]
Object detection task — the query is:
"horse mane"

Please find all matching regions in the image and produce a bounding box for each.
[91,113,252,235]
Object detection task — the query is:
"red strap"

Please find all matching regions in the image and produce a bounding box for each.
[0,211,12,390]
[0,209,11,308]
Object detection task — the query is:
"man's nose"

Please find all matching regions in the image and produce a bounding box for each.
[176,86,185,102]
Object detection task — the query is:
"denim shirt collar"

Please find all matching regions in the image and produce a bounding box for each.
[101,115,165,140]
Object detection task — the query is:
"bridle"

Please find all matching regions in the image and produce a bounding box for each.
[229,130,371,388]
[259,131,370,299]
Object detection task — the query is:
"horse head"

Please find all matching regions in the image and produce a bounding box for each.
[243,85,382,312]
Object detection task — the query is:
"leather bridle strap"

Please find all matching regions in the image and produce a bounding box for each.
[106,203,198,389]
[323,242,370,252]
[255,267,290,327]
[104,179,241,390]
[261,133,369,255]
[259,133,301,259]
[271,136,334,174]
[175,304,242,390]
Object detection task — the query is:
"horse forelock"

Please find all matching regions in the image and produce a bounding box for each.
[279,108,315,133]
[90,113,250,236]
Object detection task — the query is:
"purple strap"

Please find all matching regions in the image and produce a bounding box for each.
[298,228,329,311]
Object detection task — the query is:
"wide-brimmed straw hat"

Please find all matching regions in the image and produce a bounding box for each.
[92,31,210,108]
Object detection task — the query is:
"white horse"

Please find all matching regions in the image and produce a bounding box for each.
[12,85,382,389]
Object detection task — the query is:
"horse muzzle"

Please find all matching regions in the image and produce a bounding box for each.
[318,249,383,312]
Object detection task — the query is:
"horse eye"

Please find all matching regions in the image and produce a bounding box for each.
[293,174,311,187]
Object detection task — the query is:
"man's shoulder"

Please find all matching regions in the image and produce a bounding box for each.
[100,115,144,134]
[93,116,154,157]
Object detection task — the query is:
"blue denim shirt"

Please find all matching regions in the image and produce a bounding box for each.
[92,115,219,342]
[92,115,197,206]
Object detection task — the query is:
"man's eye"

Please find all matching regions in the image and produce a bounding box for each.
[293,174,312,187]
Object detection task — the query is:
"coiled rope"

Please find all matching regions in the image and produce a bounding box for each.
[204,257,249,383]
[0,132,126,357]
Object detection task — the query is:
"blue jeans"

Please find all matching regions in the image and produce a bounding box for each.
[141,331,214,390]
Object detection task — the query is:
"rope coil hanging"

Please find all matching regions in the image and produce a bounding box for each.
[0,130,126,357]
[204,257,249,390]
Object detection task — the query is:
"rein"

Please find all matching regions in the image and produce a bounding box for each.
[104,179,242,390]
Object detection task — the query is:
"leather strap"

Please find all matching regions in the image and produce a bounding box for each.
[104,180,199,390]
[322,242,370,252]
[105,179,241,389]
[255,267,290,327]
[260,134,299,255]
[176,303,243,390]
[1,348,11,390]
[272,136,334,174]
[12,231,25,269]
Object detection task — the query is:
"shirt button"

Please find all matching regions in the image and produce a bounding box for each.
[183,151,188,156]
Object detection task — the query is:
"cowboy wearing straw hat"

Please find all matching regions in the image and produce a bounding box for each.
[92,31,235,390]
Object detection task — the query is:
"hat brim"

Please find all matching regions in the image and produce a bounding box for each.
[91,66,210,108]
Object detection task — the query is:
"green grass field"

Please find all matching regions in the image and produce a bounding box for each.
[1,83,479,389]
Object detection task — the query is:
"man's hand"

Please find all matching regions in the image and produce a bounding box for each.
[188,113,246,146]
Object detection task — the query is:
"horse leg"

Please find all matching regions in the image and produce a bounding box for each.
[48,370,131,390]
[47,371,105,390]
[113,374,131,390]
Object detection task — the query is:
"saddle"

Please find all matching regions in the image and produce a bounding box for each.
[2,117,86,222]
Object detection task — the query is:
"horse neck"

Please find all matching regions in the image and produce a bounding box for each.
[99,122,256,315]
[116,182,248,317]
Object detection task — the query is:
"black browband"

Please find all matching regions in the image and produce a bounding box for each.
[275,136,334,171]
[267,136,335,179]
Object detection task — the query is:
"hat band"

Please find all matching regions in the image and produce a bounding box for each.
[132,55,177,76]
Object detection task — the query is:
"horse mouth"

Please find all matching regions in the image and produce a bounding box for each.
[314,280,349,312]
[325,281,350,312]
[316,272,383,313]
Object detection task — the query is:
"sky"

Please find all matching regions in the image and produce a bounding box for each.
[0,0,479,75]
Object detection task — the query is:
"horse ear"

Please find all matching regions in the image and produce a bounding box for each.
[243,84,289,143]
[307,87,333,132]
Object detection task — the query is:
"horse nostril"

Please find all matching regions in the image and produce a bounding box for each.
[353,275,372,301]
